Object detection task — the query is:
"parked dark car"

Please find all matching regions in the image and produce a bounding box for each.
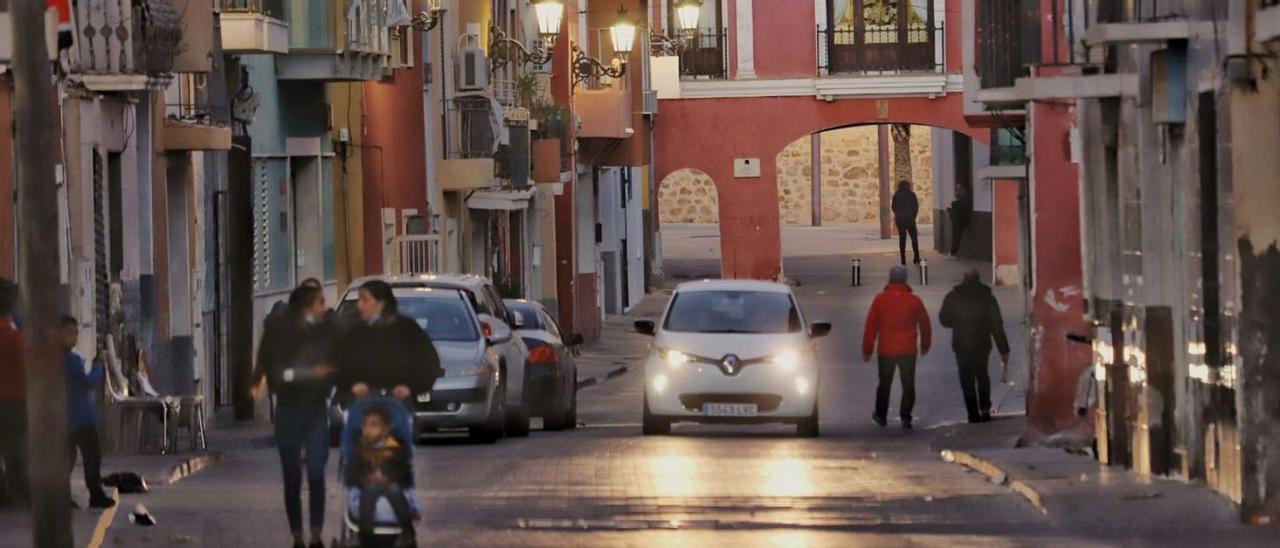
[505,300,583,430]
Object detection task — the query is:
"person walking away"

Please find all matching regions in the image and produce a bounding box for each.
[892,181,921,265]
[336,280,442,401]
[251,284,338,548]
[863,266,932,429]
[60,316,114,509]
[0,278,29,507]
[347,404,416,547]
[949,184,973,257]
[939,268,1010,423]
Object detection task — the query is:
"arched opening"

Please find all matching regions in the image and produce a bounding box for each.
[658,168,723,279]
[772,123,996,284]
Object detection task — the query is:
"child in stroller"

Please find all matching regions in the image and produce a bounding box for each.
[340,397,420,547]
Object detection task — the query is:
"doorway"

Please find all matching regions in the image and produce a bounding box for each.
[291,156,323,285]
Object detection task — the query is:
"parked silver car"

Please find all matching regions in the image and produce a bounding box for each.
[335,284,511,443]
[340,274,531,436]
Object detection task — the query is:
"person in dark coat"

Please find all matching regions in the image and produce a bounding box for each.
[949,184,973,256]
[892,180,921,265]
[862,266,932,429]
[336,280,442,401]
[252,284,337,548]
[939,268,1011,423]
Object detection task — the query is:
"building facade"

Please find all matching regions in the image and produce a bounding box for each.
[974,0,1280,522]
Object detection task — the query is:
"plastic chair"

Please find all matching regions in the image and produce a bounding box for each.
[103,339,173,453]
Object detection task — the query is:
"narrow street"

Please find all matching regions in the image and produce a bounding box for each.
[64,225,1269,547]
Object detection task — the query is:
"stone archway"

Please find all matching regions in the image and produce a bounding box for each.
[775,125,935,227]
[658,168,720,224]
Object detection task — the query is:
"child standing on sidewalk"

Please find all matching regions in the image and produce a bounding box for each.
[61,315,114,509]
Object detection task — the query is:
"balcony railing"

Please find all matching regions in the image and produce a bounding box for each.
[73,0,183,82]
[977,0,1037,89]
[678,28,728,79]
[818,22,943,74]
[286,0,388,54]
[218,0,284,19]
[447,96,498,160]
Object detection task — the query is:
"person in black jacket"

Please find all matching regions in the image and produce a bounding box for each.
[892,180,921,265]
[938,268,1011,423]
[337,280,443,401]
[251,284,336,548]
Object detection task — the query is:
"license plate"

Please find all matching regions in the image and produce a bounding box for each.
[416,393,432,403]
[703,403,758,417]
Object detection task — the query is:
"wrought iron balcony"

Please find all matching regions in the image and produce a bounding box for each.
[678,27,728,79]
[72,0,183,90]
[818,21,943,74]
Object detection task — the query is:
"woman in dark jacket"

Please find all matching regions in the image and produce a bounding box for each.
[337,280,443,401]
[251,284,336,548]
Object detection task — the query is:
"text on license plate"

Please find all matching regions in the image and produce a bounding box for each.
[703,403,758,417]
[416,393,432,403]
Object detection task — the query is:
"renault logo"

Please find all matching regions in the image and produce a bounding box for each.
[720,354,741,375]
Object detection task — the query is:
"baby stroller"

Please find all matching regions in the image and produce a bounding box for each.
[337,396,421,547]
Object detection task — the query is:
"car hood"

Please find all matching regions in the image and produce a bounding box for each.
[434,340,484,367]
[654,331,810,362]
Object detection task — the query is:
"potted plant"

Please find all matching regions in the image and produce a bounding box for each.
[530,102,568,183]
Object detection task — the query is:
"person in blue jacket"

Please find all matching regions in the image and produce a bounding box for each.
[61,315,114,509]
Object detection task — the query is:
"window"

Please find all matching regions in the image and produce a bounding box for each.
[669,0,727,79]
[663,291,803,334]
[397,296,480,342]
[823,0,939,74]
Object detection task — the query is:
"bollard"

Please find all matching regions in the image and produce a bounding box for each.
[851,258,862,286]
[919,259,929,286]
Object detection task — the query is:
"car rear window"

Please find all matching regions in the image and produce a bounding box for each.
[397,296,480,342]
[507,303,544,330]
[663,290,802,334]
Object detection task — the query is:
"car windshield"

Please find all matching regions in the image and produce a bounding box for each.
[663,290,802,334]
[507,303,544,330]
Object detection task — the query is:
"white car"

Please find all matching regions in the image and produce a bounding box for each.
[635,280,831,437]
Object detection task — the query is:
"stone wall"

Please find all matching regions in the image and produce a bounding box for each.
[657,169,719,223]
[776,125,933,225]
[657,126,933,225]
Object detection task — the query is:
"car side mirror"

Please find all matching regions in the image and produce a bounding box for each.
[565,333,585,346]
[634,320,656,336]
[478,314,513,345]
[810,322,832,338]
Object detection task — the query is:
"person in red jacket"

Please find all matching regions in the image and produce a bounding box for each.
[0,278,28,505]
[862,266,932,429]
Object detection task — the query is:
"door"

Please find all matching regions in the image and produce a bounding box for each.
[291,156,323,285]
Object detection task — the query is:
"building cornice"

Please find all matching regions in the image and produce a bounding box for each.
[671,73,964,100]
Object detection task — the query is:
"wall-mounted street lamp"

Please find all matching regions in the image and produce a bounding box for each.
[533,0,567,47]
[573,6,636,86]
[650,0,702,55]
[411,0,447,32]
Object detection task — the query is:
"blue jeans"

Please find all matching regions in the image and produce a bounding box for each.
[274,402,329,536]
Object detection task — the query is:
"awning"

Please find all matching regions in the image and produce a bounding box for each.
[466,188,535,211]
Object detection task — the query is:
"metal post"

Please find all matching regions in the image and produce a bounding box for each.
[851,258,862,286]
[11,3,73,546]
[919,259,929,286]
[811,132,822,227]
[878,124,892,239]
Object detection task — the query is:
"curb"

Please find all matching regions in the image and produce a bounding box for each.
[940,449,1046,514]
[575,366,632,391]
[166,451,227,485]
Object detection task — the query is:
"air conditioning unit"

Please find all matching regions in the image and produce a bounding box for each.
[457,31,487,92]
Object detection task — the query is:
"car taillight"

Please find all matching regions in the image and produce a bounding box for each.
[528,345,557,365]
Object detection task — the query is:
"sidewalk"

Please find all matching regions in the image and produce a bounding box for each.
[933,416,1280,544]
[573,290,668,390]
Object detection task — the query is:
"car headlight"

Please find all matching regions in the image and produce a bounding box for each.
[657,347,692,367]
[771,350,803,371]
[445,362,494,378]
